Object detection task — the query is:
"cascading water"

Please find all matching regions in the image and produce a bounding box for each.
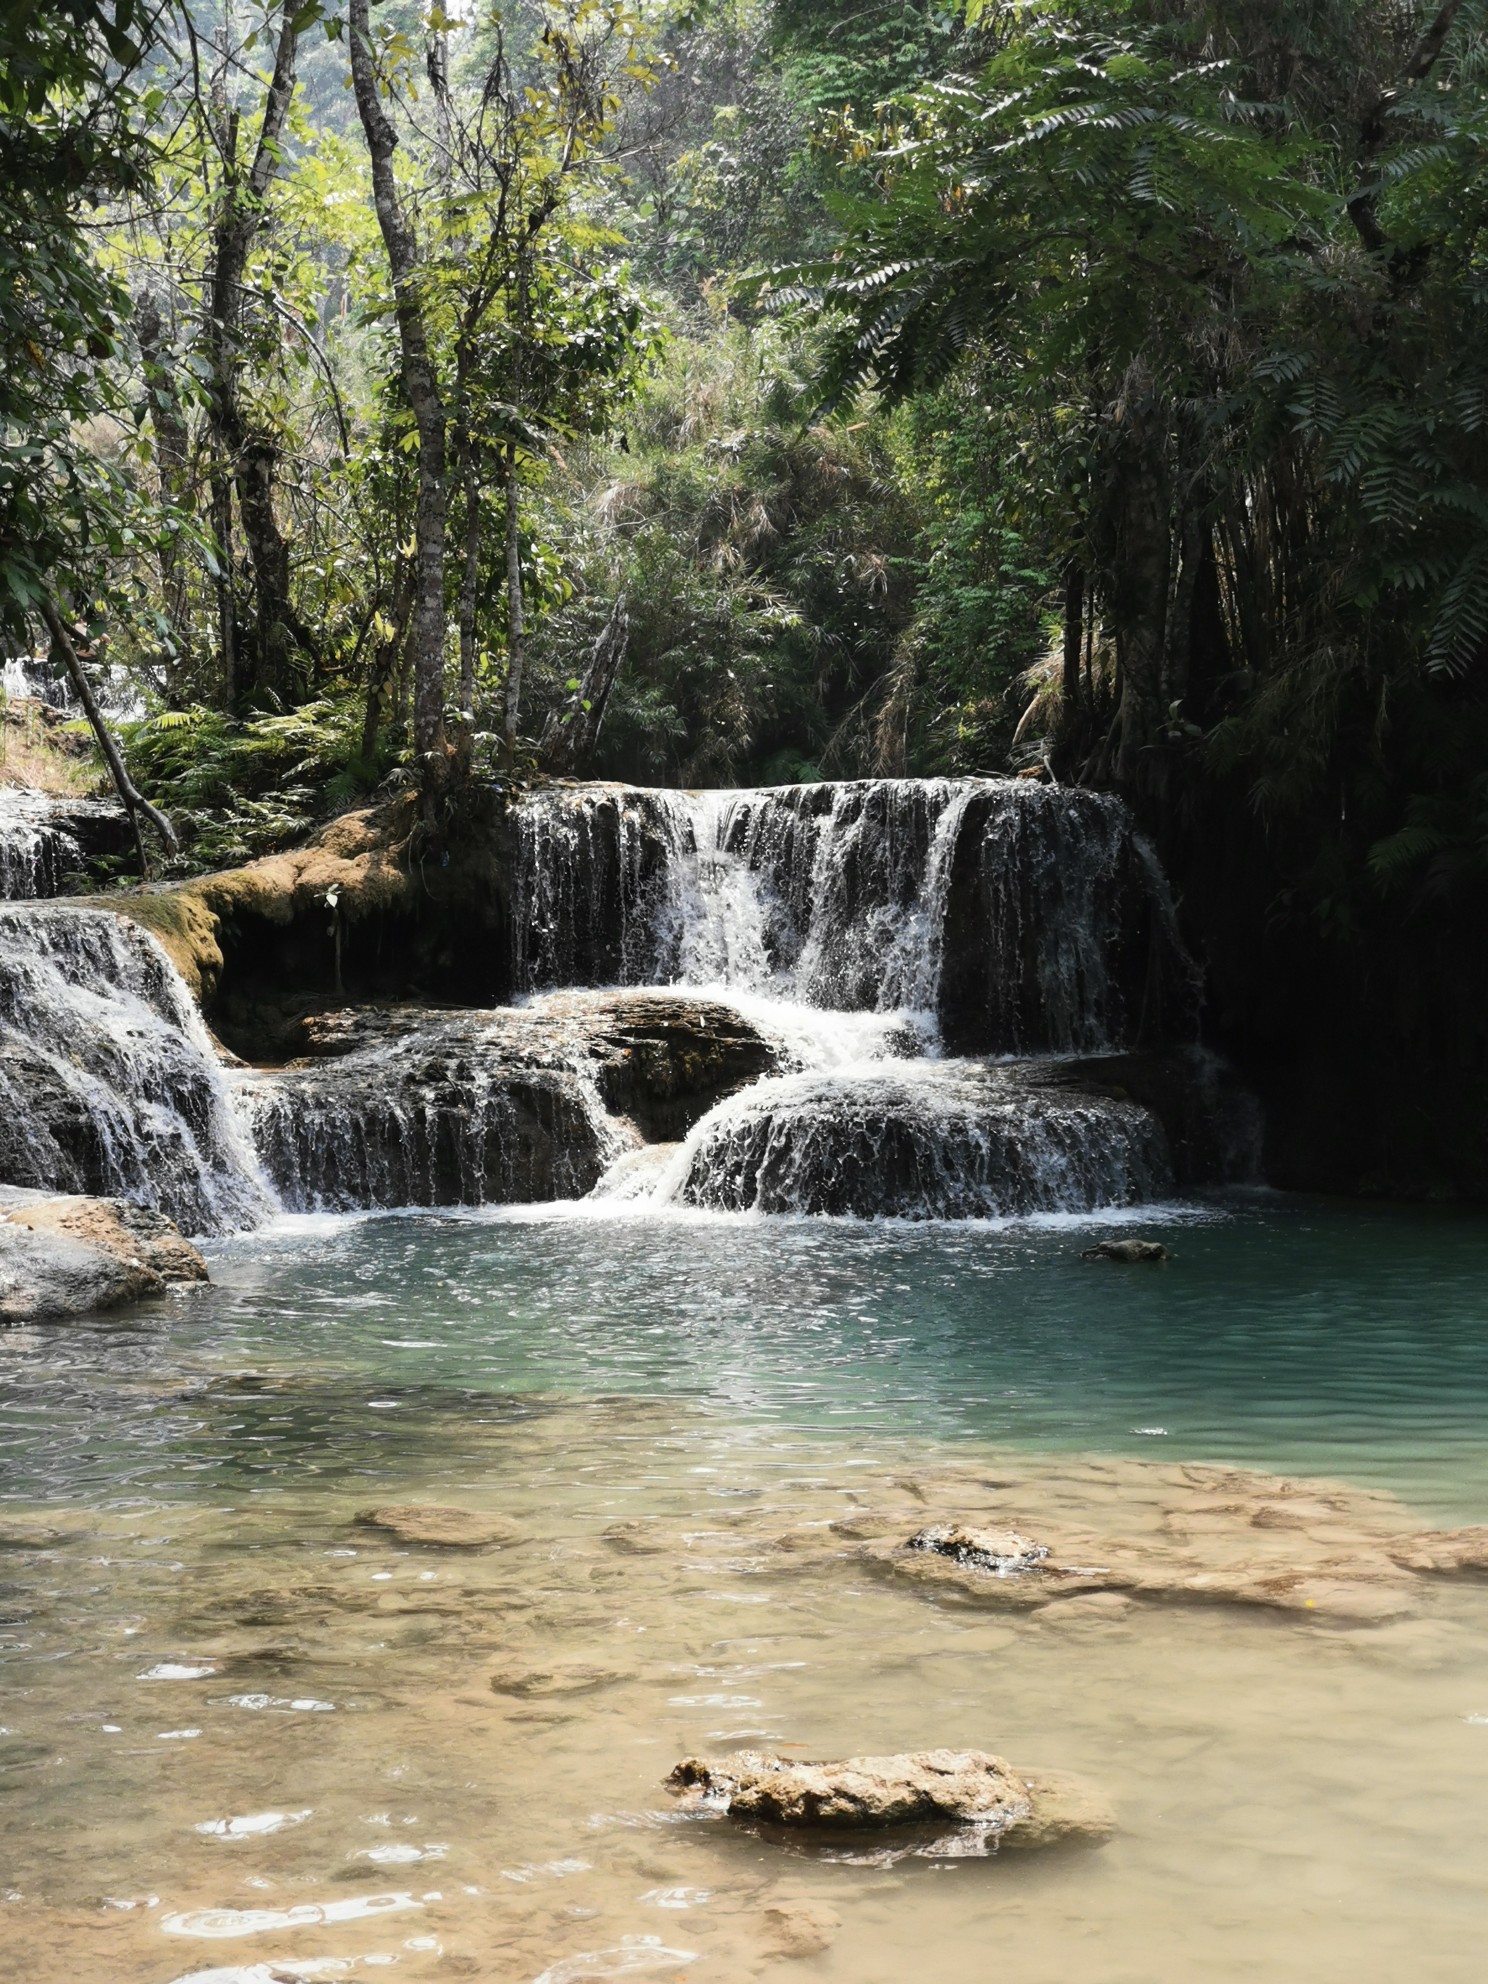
[510,778,1193,1047]
[0,787,130,900]
[0,789,82,900]
[0,907,271,1235]
[504,778,1201,1219]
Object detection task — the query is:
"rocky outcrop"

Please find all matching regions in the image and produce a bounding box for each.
[666,1749,1113,1858]
[510,779,1198,1054]
[1082,1238,1171,1262]
[1387,1527,1488,1574]
[0,789,130,899]
[877,1501,1420,1625]
[672,1061,1175,1219]
[0,906,270,1234]
[0,1187,207,1319]
[241,990,780,1212]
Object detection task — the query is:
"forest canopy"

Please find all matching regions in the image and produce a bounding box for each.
[3,0,1488,945]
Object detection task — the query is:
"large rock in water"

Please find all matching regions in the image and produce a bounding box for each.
[0,1187,207,1319]
[673,1062,1174,1219]
[666,1749,1113,1858]
[241,990,779,1211]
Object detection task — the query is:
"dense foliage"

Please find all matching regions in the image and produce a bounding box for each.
[6,0,1488,1187]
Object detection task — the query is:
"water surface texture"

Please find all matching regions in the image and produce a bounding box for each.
[5,1197,1488,1983]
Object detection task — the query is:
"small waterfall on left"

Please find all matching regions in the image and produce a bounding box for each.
[0,906,272,1235]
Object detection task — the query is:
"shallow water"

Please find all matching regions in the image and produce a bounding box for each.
[4,1195,1488,1982]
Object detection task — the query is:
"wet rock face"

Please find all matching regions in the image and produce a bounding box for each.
[0,1188,207,1319]
[0,790,131,900]
[508,779,1199,1054]
[667,1749,1114,1859]
[675,1063,1175,1220]
[0,907,269,1235]
[241,991,780,1212]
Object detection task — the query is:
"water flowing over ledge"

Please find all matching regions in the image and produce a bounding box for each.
[0,789,129,901]
[509,777,1196,1054]
[237,777,1232,1222]
[0,906,270,1235]
[0,777,1242,1230]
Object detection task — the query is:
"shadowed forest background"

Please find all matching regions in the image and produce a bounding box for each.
[4,0,1488,1194]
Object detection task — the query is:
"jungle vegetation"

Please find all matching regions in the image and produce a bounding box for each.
[4,0,1488,1187]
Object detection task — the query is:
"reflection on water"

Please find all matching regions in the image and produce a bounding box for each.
[3,1195,1488,1981]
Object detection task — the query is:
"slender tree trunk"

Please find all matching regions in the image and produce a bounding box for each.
[39,597,178,874]
[201,8,304,707]
[1111,410,1172,787]
[501,258,529,747]
[349,0,450,779]
[1061,561,1085,713]
[210,463,238,703]
[457,435,480,719]
[539,596,628,773]
[361,551,416,767]
[135,289,191,680]
[501,444,525,745]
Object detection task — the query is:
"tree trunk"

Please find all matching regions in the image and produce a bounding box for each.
[457,438,480,719]
[39,596,178,874]
[1111,414,1172,787]
[540,596,628,773]
[134,289,191,681]
[201,8,303,708]
[349,0,450,779]
[210,462,238,704]
[501,445,525,745]
[360,550,416,767]
[1061,561,1085,713]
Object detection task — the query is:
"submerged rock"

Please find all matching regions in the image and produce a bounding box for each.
[666,1749,1112,1857]
[757,1895,843,1959]
[489,1660,625,1698]
[1081,1238,1172,1262]
[357,1504,520,1549]
[1387,1528,1488,1574]
[907,1524,1050,1575]
[0,1188,207,1319]
[877,1511,1419,1624]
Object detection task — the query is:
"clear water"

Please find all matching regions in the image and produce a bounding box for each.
[5,1194,1488,1983]
[11,1194,1486,1512]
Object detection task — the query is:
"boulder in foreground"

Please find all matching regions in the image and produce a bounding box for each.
[666,1749,1112,1858]
[0,1188,207,1320]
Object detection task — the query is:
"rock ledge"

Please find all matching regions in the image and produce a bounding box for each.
[0,1188,207,1319]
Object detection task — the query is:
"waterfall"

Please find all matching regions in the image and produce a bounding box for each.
[0,777,1213,1235]
[509,778,1193,1051]
[659,1066,1174,1220]
[502,778,1207,1221]
[0,907,271,1235]
[0,790,130,900]
[0,790,81,900]
[240,1044,625,1214]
